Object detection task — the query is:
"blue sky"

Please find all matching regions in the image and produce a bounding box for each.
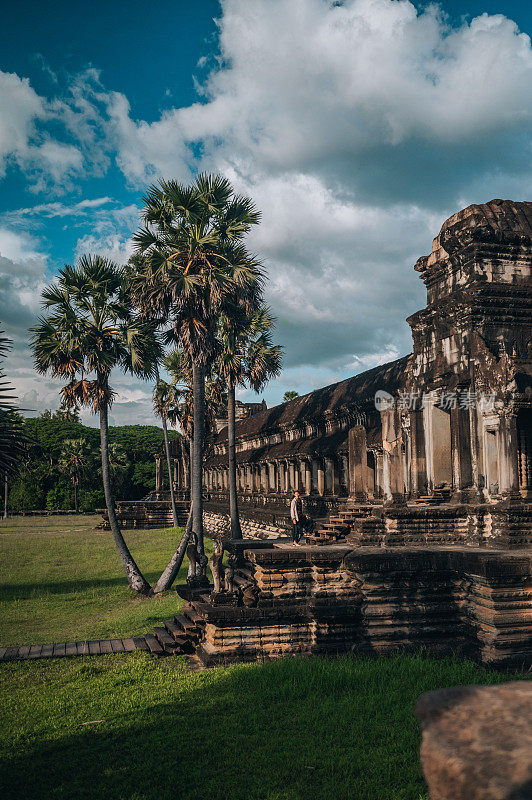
[1,0,531,425]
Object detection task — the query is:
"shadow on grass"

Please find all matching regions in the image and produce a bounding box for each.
[3,652,509,800]
[0,577,136,598]
[0,571,190,600]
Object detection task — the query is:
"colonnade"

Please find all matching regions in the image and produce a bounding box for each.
[154,454,189,493]
[204,453,354,497]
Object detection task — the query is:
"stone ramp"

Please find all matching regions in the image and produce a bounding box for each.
[0,638,145,661]
[0,603,208,663]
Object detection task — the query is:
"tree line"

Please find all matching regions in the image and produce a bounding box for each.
[2,173,283,595]
[5,413,177,513]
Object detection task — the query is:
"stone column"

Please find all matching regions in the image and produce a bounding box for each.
[296,461,303,492]
[381,406,405,505]
[317,459,325,496]
[269,462,276,493]
[304,460,312,495]
[155,455,163,492]
[500,412,521,499]
[261,464,268,493]
[280,462,286,493]
[288,461,294,492]
[450,404,477,502]
[348,425,368,500]
[409,409,428,498]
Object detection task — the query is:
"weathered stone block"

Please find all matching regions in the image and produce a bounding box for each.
[415,682,532,800]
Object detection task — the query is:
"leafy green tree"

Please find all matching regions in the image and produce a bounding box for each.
[58,438,96,513]
[217,306,282,538]
[53,399,81,422]
[31,255,162,594]
[132,174,261,564]
[283,391,299,402]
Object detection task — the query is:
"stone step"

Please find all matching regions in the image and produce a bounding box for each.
[142,634,164,656]
[153,627,181,651]
[174,613,201,636]
[183,607,206,626]
[164,619,189,642]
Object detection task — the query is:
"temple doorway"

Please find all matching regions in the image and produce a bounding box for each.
[367,451,375,497]
[432,406,452,489]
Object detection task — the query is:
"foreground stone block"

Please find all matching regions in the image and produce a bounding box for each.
[415,682,532,800]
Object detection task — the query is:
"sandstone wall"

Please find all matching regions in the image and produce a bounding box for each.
[203,510,285,540]
[196,546,532,669]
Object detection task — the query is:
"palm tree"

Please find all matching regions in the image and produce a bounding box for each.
[283,391,299,402]
[131,174,262,564]
[58,438,95,513]
[218,306,282,539]
[153,370,180,527]
[0,328,26,481]
[31,255,162,594]
[151,349,225,593]
[106,441,128,487]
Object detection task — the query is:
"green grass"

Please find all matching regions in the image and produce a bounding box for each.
[0,515,212,645]
[0,652,525,800]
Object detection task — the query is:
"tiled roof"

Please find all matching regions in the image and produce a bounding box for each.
[213,354,410,445]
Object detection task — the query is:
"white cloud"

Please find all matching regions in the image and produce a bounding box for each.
[97,0,532,378]
[6,197,114,219]
[74,203,139,264]
[0,67,112,193]
[3,0,532,412]
[107,1,532,182]
[0,71,44,177]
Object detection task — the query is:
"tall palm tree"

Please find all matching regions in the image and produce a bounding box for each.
[31,255,162,594]
[217,306,282,539]
[131,174,262,564]
[58,438,95,513]
[153,370,180,527]
[0,328,26,482]
[152,349,225,593]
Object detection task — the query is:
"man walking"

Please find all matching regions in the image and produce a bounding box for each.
[290,490,304,544]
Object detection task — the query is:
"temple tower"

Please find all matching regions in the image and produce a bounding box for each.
[406,199,532,501]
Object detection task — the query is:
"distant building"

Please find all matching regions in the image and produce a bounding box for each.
[214,399,267,433]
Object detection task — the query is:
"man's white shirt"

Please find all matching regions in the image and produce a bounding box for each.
[290,497,300,522]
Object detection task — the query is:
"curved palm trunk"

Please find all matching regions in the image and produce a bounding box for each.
[227,381,242,539]
[192,362,205,563]
[100,405,151,594]
[187,437,195,580]
[3,474,7,520]
[73,478,79,514]
[155,368,178,527]
[151,506,193,593]
[161,413,178,527]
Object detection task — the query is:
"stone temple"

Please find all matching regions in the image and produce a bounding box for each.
[109,200,532,668]
[200,199,531,522]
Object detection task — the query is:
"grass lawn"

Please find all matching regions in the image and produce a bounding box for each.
[0,515,211,645]
[0,652,526,800]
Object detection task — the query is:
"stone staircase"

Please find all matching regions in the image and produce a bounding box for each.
[148,597,209,656]
[306,502,377,544]
[147,557,266,657]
